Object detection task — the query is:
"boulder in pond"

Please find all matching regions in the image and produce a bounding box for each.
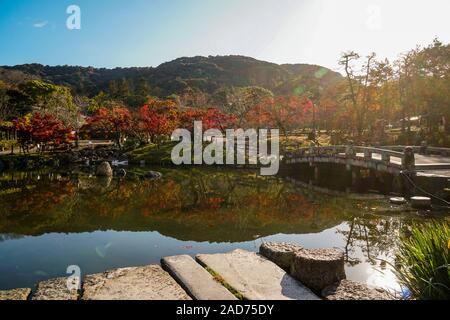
[322,280,391,300]
[96,161,113,177]
[291,248,346,292]
[390,197,407,205]
[144,171,162,180]
[96,176,112,188]
[259,242,304,271]
[116,168,127,177]
[411,196,431,209]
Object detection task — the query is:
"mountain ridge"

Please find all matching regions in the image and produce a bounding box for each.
[0,55,342,99]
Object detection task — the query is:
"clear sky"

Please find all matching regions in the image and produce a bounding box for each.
[0,0,449,72]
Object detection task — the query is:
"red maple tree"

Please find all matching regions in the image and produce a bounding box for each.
[178,107,236,132]
[13,113,74,152]
[83,107,132,148]
[246,95,313,137]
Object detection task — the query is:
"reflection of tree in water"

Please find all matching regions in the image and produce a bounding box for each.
[337,216,408,269]
[0,233,24,242]
[2,167,388,242]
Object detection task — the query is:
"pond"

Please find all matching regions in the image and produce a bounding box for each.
[0,166,448,294]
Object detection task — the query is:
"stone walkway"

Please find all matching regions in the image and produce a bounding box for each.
[0,245,392,300]
[197,249,318,300]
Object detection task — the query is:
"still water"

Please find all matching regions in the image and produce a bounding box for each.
[0,166,448,293]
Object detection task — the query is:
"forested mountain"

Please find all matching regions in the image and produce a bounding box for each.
[0,55,342,99]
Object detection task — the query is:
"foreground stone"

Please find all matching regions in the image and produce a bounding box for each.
[33,277,79,300]
[161,255,237,300]
[82,265,191,300]
[322,280,391,300]
[291,248,346,292]
[259,242,303,271]
[196,249,319,300]
[96,161,113,177]
[0,288,31,300]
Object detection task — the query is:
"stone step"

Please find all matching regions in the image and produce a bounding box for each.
[196,249,319,300]
[259,242,303,271]
[82,265,191,300]
[33,277,80,300]
[0,288,31,300]
[291,248,346,292]
[161,255,237,300]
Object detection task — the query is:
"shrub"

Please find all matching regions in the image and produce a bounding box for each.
[395,221,450,300]
[0,139,17,151]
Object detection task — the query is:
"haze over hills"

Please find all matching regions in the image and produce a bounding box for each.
[0,55,342,99]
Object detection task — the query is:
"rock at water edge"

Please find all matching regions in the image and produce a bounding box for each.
[322,280,392,300]
[259,242,304,271]
[411,196,431,209]
[96,161,113,177]
[291,248,346,292]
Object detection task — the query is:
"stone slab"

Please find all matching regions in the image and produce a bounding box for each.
[259,242,303,271]
[196,249,319,300]
[82,264,191,300]
[161,255,237,300]
[322,280,392,300]
[33,277,79,300]
[0,288,31,300]
[291,248,346,292]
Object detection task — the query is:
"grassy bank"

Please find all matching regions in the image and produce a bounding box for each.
[127,141,178,165]
[395,221,450,300]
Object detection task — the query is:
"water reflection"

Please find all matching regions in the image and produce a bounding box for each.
[0,168,351,241]
[0,167,448,291]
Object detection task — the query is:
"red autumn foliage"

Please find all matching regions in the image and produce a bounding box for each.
[139,98,179,141]
[12,116,33,152]
[82,107,131,148]
[178,107,236,131]
[202,108,237,131]
[245,95,313,135]
[13,113,74,152]
[78,94,310,146]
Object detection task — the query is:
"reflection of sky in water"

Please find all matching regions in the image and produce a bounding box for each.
[0,223,401,293]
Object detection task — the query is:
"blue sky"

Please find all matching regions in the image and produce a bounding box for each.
[0,0,449,71]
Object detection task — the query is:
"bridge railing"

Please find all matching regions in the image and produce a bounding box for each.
[285,145,406,167]
[381,145,450,157]
[353,146,405,166]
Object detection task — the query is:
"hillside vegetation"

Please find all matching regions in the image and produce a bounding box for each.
[0,55,341,102]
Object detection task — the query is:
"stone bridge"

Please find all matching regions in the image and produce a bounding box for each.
[284,145,450,176]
